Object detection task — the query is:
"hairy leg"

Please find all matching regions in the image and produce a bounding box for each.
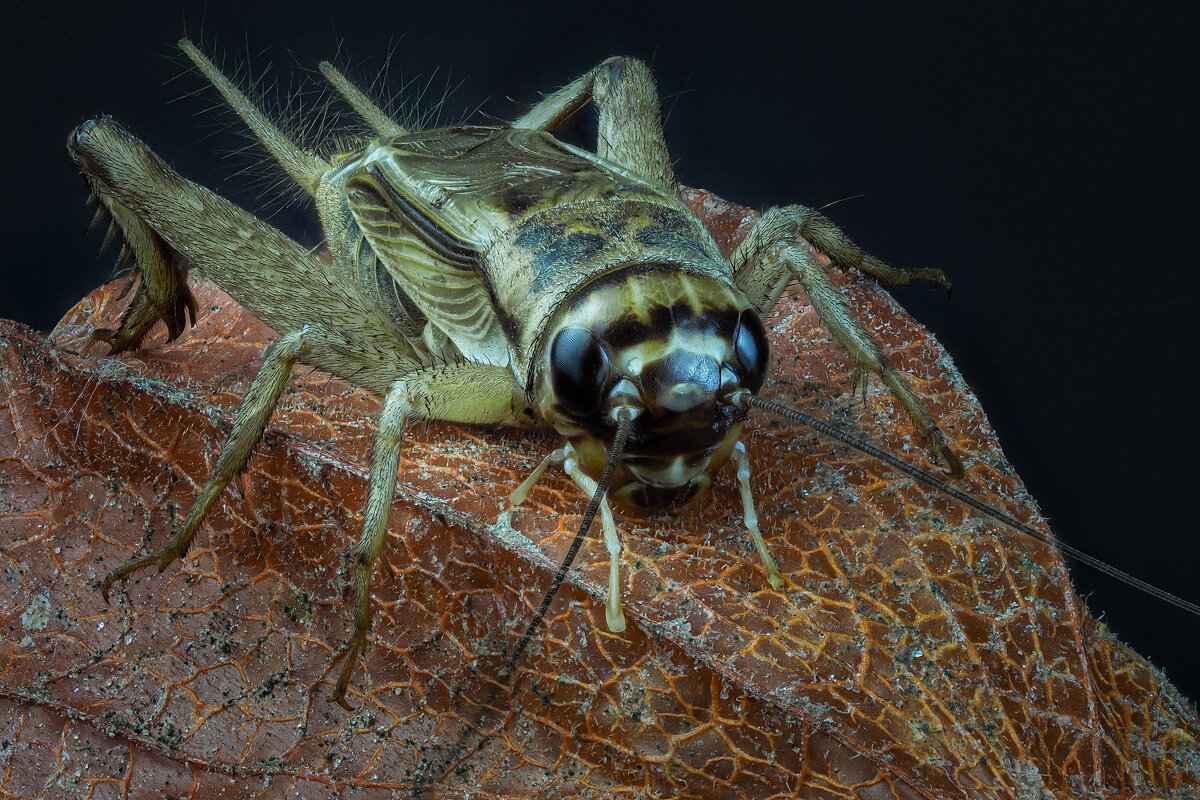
[732,205,963,476]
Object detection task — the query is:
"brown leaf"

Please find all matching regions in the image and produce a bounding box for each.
[1,190,1197,799]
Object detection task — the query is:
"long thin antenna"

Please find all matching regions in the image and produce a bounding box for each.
[747,394,1200,617]
[502,408,636,677]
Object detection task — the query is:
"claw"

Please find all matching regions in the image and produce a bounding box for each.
[99,521,197,602]
[330,635,367,711]
[88,278,198,355]
[99,550,166,601]
[928,428,965,479]
[906,266,953,292]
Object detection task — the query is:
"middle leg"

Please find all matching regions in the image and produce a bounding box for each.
[332,359,533,708]
[731,205,964,477]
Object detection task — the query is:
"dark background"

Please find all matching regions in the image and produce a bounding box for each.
[7,3,1198,704]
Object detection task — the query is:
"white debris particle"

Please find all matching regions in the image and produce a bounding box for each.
[21,591,51,632]
[489,511,532,551]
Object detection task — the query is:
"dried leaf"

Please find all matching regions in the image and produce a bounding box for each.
[1,190,1196,798]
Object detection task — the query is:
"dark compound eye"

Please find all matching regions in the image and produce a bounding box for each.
[549,326,611,416]
[732,310,769,392]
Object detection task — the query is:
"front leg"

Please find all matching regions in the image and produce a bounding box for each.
[732,205,964,476]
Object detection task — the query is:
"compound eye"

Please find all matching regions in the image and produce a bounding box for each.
[732,310,769,392]
[549,327,612,416]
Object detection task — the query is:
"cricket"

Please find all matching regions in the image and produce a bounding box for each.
[68,39,1199,712]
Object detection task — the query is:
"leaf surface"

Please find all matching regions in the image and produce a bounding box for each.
[0,190,1196,799]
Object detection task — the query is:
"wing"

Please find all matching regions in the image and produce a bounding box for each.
[341,127,662,368]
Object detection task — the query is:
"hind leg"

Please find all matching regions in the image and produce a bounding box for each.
[514,57,676,190]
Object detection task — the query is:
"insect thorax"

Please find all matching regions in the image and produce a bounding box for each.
[318,126,739,375]
[313,124,771,511]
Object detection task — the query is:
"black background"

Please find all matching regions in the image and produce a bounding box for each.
[6,3,1198,704]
